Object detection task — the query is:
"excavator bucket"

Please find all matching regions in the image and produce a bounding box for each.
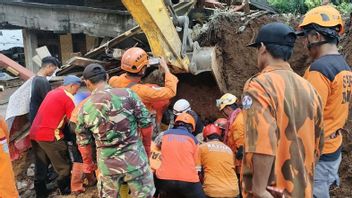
[188,42,227,93]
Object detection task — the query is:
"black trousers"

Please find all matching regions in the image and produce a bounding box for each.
[156,178,206,198]
[32,140,71,196]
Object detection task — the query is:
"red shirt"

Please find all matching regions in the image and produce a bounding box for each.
[30,87,75,141]
[156,127,200,182]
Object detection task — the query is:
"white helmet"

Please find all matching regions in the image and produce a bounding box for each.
[173,99,191,115]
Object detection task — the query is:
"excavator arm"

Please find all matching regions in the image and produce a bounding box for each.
[121,0,190,73]
[121,0,225,92]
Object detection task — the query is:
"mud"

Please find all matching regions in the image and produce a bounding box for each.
[196,12,311,96]
[10,11,352,198]
[196,11,352,197]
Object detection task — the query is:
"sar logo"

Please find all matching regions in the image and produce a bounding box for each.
[242,95,253,110]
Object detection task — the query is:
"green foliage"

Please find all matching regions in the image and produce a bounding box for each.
[335,1,352,15]
[304,0,322,10]
[268,0,308,13]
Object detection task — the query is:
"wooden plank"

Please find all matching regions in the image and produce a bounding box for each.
[32,55,42,67]
[35,46,51,59]
[84,26,142,58]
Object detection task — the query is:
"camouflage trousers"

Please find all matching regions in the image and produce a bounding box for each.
[97,164,155,198]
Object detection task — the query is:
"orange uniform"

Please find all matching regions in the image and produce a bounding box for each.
[109,73,178,123]
[0,116,19,198]
[225,110,245,173]
[242,63,324,197]
[304,54,352,155]
[199,140,239,197]
[156,127,200,182]
[149,142,162,172]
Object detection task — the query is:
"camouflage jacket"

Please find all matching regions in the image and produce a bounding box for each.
[76,85,152,176]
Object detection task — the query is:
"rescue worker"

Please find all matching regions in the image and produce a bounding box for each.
[30,75,82,197]
[242,22,324,197]
[109,47,178,137]
[29,56,60,123]
[156,112,205,198]
[76,63,155,198]
[0,115,19,198]
[216,93,244,195]
[199,124,239,198]
[214,118,228,141]
[297,5,352,197]
[69,91,96,195]
[172,99,204,135]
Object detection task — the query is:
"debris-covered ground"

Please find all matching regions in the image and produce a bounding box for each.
[196,11,352,198]
[8,11,352,198]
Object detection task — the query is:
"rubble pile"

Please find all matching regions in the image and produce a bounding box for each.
[196,11,352,197]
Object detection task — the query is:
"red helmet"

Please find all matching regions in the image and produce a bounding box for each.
[203,124,222,138]
[214,118,228,130]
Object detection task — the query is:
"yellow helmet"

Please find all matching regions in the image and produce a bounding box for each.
[299,5,344,35]
[216,93,238,111]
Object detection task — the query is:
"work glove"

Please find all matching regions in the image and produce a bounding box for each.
[78,145,97,174]
[140,125,153,158]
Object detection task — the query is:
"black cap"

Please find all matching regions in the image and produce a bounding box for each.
[42,56,60,67]
[247,22,297,48]
[83,63,107,80]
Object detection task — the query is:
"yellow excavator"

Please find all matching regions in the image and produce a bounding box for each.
[120,0,225,92]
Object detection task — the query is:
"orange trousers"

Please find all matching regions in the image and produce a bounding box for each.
[0,117,19,198]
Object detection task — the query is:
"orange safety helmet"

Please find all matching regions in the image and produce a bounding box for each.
[175,112,196,131]
[121,47,149,73]
[298,5,344,35]
[214,118,228,130]
[203,124,222,138]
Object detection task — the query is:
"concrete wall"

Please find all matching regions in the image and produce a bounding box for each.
[0,2,135,38]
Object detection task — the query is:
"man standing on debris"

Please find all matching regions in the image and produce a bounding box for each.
[109,47,178,137]
[298,5,352,197]
[242,22,324,197]
[30,75,81,197]
[69,91,97,195]
[216,93,244,190]
[0,115,19,198]
[76,63,155,198]
[29,56,60,123]
[199,124,239,198]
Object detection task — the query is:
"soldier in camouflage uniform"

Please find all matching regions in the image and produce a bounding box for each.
[76,63,155,198]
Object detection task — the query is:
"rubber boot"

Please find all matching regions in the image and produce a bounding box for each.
[57,176,71,195]
[34,180,49,198]
[85,172,97,187]
[119,183,131,198]
[71,163,85,195]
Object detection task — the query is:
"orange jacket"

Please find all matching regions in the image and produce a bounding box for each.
[225,111,245,172]
[304,54,352,154]
[109,72,178,123]
[0,116,19,198]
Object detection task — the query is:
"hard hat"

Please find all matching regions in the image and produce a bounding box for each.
[203,124,222,138]
[247,22,296,48]
[121,47,149,73]
[175,112,196,131]
[73,91,90,106]
[216,93,238,111]
[173,99,191,115]
[214,118,228,130]
[298,5,344,36]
